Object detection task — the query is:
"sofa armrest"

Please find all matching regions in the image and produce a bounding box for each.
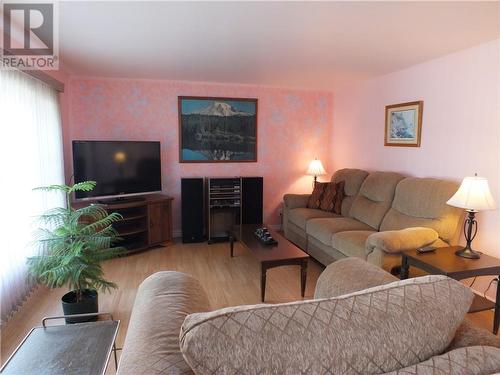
[366,227,439,254]
[283,193,310,209]
[117,271,210,375]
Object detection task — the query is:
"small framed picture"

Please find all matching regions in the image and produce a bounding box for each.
[384,101,423,147]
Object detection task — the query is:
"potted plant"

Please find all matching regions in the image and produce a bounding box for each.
[27,181,125,323]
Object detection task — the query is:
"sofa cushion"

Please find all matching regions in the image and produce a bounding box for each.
[380,178,462,243]
[383,346,500,375]
[447,318,500,351]
[331,230,376,258]
[306,217,373,245]
[314,257,398,299]
[314,259,500,355]
[319,181,345,213]
[180,276,473,375]
[118,272,210,375]
[288,208,338,230]
[331,168,369,216]
[350,172,405,229]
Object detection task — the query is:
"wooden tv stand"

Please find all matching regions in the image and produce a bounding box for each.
[73,194,173,254]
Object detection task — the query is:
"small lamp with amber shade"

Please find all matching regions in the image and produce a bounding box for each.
[307,159,327,185]
[446,174,496,259]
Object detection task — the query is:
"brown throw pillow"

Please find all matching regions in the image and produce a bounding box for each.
[319,180,345,214]
[307,182,327,209]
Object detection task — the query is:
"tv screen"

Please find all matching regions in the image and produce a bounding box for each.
[72,140,162,200]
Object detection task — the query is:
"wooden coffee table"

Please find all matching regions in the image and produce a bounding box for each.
[401,246,500,334]
[230,225,309,302]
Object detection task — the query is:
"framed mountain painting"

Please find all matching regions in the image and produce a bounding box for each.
[178,96,258,162]
[384,101,423,147]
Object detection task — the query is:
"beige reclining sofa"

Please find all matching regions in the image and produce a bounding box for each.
[283,168,463,273]
[118,264,500,374]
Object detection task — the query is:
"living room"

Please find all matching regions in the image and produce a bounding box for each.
[1,1,500,374]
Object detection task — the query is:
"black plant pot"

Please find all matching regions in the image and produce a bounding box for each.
[61,289,98,324]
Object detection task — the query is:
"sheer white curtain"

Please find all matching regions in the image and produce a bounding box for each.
[0,69,64,324]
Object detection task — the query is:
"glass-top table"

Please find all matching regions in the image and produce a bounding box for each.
[1,313,120,375]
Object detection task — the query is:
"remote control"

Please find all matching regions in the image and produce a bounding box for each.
[417,246,436,253]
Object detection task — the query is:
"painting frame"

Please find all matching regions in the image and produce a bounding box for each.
[178,96,258,163]
[384,101,423,147]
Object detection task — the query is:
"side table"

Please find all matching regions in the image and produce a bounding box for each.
[0,312,120,374]
[401,246,500,334]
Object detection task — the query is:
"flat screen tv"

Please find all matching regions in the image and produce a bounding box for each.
[72,140,162,201]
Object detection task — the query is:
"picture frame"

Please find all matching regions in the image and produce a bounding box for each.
[384,101,423,147]
[178,96,258,162]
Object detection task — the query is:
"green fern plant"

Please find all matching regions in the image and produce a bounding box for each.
[27,181,125,302]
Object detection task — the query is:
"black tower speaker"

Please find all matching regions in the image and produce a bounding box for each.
[241,177,263,225]
[181,178,205,243]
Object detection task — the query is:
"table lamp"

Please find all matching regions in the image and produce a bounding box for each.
[307,159,327,185]
[446,174,496,259]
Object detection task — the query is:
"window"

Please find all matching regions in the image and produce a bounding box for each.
[0,69,64,324]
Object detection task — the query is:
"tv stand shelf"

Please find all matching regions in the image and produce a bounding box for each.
[73,194,173,254]
[117,226,148,237]
[119,213,148,222]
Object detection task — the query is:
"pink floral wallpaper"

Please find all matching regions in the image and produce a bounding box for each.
[64,78,333,233]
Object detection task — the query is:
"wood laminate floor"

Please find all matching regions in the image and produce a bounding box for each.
[1,240,497,372]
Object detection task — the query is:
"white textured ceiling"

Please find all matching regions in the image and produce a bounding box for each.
[58,1,500,90]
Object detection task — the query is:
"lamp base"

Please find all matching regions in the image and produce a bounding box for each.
[455,246,481,259]
[455,210,481,259]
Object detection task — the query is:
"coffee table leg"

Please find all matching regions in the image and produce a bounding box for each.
[494,275,500,335]
[300,259,307,298]
[400,255,409,280]
[229,235,234,257]
[261,264,267,302]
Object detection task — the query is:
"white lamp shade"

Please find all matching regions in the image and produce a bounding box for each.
[307,159,327,176]
[447,176,497,211]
